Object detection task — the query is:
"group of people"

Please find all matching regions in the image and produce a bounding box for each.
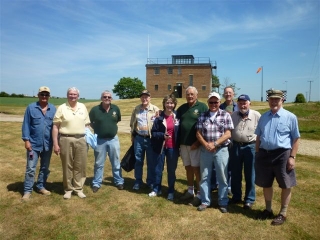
[21,85,300,226]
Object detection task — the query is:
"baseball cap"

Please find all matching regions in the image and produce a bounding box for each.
[208,92,220,100]
[140,89,151,97]
[237,94,250,101]
[267,89,283,98]
[38,86,50,93]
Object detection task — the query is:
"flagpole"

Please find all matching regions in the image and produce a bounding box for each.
[261,66,263,102]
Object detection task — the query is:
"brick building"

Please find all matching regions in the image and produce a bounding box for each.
[145,55,216,98]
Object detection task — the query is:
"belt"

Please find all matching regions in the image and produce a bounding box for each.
[234,141,256,146]
[136,133,150,138]
[259,148,287,153]
[60,134,85,138]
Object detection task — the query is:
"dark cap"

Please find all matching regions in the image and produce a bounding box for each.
[140,89,151,97]
[267,89,283,99]
[237,94,250,101]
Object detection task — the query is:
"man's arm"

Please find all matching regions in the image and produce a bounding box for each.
[52,123,60,155]
[255,135,261,153]
[287,137,300,171]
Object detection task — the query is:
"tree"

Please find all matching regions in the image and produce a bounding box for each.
[113,77,145,99]
[212,75,220,93]
[294,93,306,103]
[220,77,240,96]
[0,91,10,97]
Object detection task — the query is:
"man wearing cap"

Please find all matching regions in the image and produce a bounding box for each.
[176,86,208,206]
[52,87,90,199]
[130,89,159,190]
[21,86,56,201]
[255,89,300,225]
[229,94,261,209]
[89,90,124,192]
[196,92,234,213]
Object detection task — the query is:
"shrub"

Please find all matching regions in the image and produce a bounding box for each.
[294,93,306,103]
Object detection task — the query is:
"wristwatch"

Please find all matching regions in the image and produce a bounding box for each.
[214,141,219,147]
[289,155,296,159]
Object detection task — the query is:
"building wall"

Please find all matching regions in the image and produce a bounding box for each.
[146,64,212,98]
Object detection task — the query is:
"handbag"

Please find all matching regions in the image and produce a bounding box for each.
[120,145,136,172]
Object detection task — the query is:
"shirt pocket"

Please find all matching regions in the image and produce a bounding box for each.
[30,111,42,125]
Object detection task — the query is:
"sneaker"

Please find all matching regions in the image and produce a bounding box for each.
[116,184,124,190]
[21,193,31,201]
[38,188,51,196]
[148,191,157,197]
[180,191,194,200]
[256,209,274,220]
[77,192,86,199]
[167,193,174,201]
[197,204,208,211]
[271,214,286,226]
[188,197,201,207]
[132,183,140,190]
[219,205,228,213]
[63,191,72,200]
[92,186,99,193]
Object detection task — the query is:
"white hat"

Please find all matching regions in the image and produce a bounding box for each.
[208,92,220,100]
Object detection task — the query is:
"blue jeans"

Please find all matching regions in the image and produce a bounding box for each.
[23,149,52,194]
[153,148,179,194]
[230,143,256,203]
[133,135,155,186]
[200,146,229,206]
[92,136,124,187]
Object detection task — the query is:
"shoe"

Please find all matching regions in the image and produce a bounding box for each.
[243,202,253,210]
[229,198,242,204]
[219,205,228,213]
[148,191,157,197]
[92,186,99,193]
[132,183,140,190]
[38,188,51,196]
[188,197,201,207]
[63,191,72,199]
[197,204,208,211]
[271,214,287,226]
[167,193,174,201]
[180,191,194,200]
[116,184,124,190]
[21,193,31,201]
[256,209,274,220]
[77,192,86,199]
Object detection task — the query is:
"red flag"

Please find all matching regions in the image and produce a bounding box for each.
[256,67,262,73]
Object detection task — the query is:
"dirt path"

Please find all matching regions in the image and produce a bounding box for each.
[1,113,319,157]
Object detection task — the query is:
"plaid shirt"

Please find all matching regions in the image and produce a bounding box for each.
[196,109,234,146]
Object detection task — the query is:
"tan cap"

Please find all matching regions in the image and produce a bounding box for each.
[38,86,50,93]
[267,89,283,98]
[140,89,150,97]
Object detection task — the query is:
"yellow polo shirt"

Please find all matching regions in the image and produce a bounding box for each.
[53,102,90,134]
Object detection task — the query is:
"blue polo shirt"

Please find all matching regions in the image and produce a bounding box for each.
[255,108,300,150]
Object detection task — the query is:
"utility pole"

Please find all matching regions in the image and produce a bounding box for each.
[307,81,313,102]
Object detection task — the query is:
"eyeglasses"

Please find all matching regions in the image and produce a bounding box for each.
[208,101,219,104]
[40,93,50,97]
[103,96,112,99]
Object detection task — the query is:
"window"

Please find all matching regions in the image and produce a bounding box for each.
[202,85,206,91]
[168,84,172,91]
[155,85,158,91]
[178,67,182,75]
[167,67,173,74]
[189,75,193,86]
[154,67,160,75]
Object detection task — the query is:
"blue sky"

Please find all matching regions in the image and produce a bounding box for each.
[1,0,319,101]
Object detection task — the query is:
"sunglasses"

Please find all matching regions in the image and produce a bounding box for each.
[40,93,50,97]
[208,101,219,104]
[103,96,112,99]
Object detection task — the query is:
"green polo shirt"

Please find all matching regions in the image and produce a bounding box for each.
[177,100,208,146]
[89,103,121,138]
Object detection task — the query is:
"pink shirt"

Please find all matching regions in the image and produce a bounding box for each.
[164,114,175,148]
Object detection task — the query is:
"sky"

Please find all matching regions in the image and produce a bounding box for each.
[1,0,319,102]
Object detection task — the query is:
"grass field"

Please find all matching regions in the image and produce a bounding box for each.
[0,99,319,239]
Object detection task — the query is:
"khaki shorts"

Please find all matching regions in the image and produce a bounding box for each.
[180,145,200,167]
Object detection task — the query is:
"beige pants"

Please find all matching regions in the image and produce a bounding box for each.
[59,136,87,193]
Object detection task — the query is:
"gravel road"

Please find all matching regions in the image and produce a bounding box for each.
[1,113,319,157]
